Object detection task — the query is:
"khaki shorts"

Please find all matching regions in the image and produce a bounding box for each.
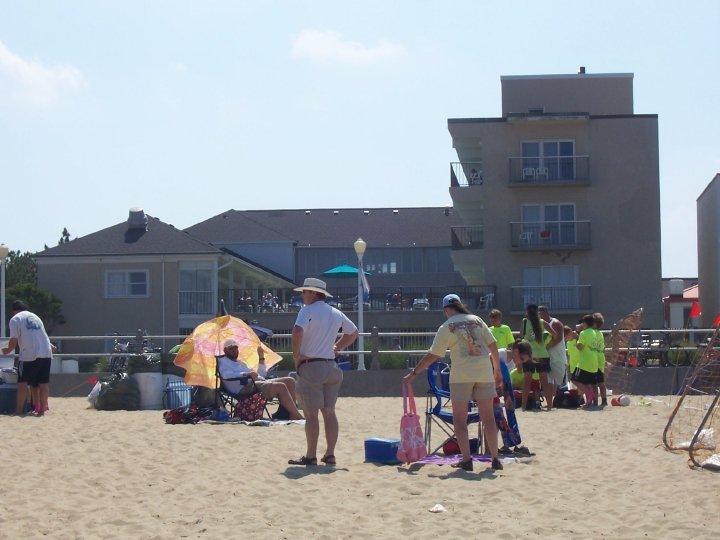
[253,377,295,400]
[449,382,497,402]
[297,361,343,410]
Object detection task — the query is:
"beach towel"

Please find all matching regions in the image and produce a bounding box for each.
[397,383,427,464]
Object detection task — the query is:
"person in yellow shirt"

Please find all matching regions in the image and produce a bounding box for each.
[488,309,515,371]
[564,325,580,376]
[593,313,608,406]
[404,294,503,472]
[572,314,598,407]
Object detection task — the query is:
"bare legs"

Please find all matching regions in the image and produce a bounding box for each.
[539,372,553,410]
[302,406,338,459]
[452,397,499,463]
[15,382,28,415]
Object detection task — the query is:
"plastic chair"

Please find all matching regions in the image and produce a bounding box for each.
[424,361,483,455]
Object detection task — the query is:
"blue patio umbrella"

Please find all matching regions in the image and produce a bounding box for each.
[321,264,372,278]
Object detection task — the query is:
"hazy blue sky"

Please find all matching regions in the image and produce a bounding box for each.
[1,1,718,277]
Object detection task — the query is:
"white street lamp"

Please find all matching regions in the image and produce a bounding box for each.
[353,238,367,371]
[0,244,9,339]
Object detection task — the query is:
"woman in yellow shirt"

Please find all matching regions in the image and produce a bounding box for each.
[404,294,503,472]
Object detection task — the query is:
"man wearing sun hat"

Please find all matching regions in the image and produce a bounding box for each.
[288,278,358,466]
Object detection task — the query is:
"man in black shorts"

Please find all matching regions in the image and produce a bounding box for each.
[2,300,55,415]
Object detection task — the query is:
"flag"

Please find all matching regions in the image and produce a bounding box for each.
[358,257,370,295]
[689,301,702,319]
[713,313,720,328]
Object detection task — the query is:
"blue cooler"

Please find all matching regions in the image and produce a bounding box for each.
[163,380,192,409]
[364,438,401,464]
[0,384,20,414]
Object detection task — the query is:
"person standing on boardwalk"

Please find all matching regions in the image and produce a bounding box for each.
[289,278,358,466]
[2,300,56,415]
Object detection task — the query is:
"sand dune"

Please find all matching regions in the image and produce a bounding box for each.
[0,396,718,539]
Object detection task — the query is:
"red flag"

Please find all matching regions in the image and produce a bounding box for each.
[713,313,720,328]
[689,301,702,319]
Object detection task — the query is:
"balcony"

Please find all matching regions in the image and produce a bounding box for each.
[510,221,591,250]
[510,285,591,313]
[508,155,589,185]
[451,225,484,250]
[179,291,215,315]
[450,161,483,187]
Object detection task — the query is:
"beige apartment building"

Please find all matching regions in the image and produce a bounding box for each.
[448,70,663,327]
[697,173,720,327]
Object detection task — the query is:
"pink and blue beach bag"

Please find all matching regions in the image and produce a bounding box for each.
[396,382,427,464]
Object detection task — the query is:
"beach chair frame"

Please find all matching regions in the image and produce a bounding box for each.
[214,357,273,420]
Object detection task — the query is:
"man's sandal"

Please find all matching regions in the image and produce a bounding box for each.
[320,455,336,465]
[288,456,317,466]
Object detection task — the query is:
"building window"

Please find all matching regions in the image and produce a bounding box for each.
[521,265,579,309]
[521,203,576,245]
[105,270,149,298]
[522,140,575,181]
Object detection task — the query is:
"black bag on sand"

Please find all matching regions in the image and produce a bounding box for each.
[95,373,141,411]
[553,388,584,409]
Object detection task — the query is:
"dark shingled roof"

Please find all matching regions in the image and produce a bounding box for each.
[185,207,462,248]
[36,216,222,257]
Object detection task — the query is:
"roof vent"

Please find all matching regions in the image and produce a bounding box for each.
[305,210,311,215]
[363,210,370,215]
[578,66,586,74]
[333,210,339,215]
[393,209,399,214]
[444,207,450,216]
[127,207,148,231]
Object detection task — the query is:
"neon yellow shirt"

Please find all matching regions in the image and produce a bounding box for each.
[521,318,550,359]
[429,314,496,383]
[490,324,515,349]
[567,339,580,372]
[509,367,539,388]
[577,328,597,373]
[595,330,606,373]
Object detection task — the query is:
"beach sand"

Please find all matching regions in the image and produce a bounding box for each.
[0,396,718,539]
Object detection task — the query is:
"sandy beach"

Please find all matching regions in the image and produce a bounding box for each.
[0,396,718,539]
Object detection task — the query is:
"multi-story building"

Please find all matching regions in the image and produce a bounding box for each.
[448,69,663,327]
[697,173,720,327]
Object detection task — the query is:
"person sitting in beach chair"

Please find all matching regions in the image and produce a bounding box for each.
[218,339,303,420]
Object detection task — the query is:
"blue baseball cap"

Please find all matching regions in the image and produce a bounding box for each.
[442,294,461,308]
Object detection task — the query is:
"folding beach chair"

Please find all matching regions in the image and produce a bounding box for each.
[424,361,483,455]
[214,357,274,420]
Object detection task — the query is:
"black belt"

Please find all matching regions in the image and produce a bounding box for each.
[297,358,335,370]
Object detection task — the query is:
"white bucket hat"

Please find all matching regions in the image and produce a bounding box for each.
[293,277,333,298]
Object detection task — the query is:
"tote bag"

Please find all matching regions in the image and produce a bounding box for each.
[396,382,427,463]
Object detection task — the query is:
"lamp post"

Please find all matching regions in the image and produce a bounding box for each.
[353,238,367,371]
[0,244,9,338]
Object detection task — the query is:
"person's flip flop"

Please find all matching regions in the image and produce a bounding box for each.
[288,456,317,466]
[320,455,336,465]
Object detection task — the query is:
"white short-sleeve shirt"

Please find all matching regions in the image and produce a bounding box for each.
[294,301,357,360]
[8,310,52,363]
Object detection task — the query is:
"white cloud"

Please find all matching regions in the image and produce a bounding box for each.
[169,62,188,73]
[0,40,85,107]
[291,29,406,65]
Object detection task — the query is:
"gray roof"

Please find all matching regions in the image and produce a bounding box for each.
[185,207,462,248]
[36,216,222,257]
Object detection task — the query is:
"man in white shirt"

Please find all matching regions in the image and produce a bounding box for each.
[2,300,56,415]
[289,278,358,466]
[217,340,302,420]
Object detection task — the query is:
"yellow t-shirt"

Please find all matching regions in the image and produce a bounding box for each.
[490,324,515,349]
[595,330,606,373]
[429,314,495,383]
[577,328,597,373]
[567,339,580,372]
[509,368,524,389]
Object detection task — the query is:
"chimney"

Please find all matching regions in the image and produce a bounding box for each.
[127,207,148,230]
[444,207,450,216]
[578,66,586,74]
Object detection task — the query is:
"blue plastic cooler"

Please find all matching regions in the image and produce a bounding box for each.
[364,438,401,464]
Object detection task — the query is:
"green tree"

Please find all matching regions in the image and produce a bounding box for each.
[5,250,37,288]
[5,283,66,334]
[58,227,71,245]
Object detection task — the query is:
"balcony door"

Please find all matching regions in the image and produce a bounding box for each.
[522,265,579,309]
[179,261,215,315]
[522,140,575,181]
[521,203,576,246]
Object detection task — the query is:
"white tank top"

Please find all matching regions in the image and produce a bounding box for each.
[547,317,567,361]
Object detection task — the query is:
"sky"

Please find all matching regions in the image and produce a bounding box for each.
[1,0,718,277]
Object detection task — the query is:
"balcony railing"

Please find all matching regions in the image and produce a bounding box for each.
[508,155,589,184]
[179,291,215,315]
[510,221,591,250]
[451,225,484,250]
[450,161,484,187]
[219,285,497,313]
[510,285,591,313]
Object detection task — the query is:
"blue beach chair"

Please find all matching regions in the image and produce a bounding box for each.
[424,361,483,455]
